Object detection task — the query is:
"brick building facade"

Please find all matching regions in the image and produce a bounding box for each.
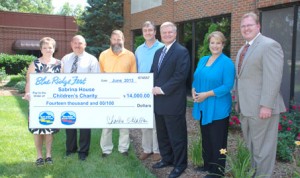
[123,0,300,105]
[0,11,78,59]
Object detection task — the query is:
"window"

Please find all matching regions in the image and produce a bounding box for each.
[261,6,299,106]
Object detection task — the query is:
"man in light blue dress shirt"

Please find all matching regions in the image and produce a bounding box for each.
[135,21,164,161]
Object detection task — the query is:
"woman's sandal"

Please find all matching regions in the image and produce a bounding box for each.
[45,157,53,164]
[35,158,44,166]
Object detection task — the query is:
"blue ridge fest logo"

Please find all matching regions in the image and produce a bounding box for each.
[61,111,76,125]
[39,111,55,125]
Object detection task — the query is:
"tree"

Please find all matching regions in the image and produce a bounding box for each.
[58,2,73,16]
[58,2,84,17]
[0,0,53,14]
[78,0,123,57]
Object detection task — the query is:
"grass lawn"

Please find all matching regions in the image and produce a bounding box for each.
[0,96,154,178]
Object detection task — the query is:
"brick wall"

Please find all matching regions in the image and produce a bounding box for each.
[123,0,298,59]
[0,11,78,59]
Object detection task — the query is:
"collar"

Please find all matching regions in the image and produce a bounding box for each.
[73,51,86,58]
[164,40,176,53]
[246,33,261,45]
[143,39,160,49]
[108,47,126,56]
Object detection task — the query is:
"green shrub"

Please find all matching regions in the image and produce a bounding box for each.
[0,67,7,84]
[134,35,145,50]
[277,105,300,162]
[15,80,26,93]
[5,75,24,87]
[197,18,231,60]
[17,67,27,81]
[0,53,35,75]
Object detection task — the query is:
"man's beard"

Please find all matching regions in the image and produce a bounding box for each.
[111,43,123,53]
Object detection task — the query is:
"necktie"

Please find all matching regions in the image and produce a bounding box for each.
[238,44,250,74]
[70,56,78,73]
[157,47,167,71]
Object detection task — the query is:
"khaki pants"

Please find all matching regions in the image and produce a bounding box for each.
[100,128,130,154]
[240,114,279,178]
[141,116,159,154]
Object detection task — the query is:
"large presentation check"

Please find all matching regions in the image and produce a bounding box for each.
[29,73,153,128]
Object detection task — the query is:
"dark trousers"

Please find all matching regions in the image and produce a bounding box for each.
[155,114,187,169]
[66,129,91,156]
[200,116,229,177]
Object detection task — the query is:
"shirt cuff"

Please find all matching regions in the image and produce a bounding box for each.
[160,88,165,95]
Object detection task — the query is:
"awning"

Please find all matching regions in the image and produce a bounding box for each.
[12,40,40,50]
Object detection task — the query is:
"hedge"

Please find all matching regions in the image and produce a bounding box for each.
[0,53,36,75]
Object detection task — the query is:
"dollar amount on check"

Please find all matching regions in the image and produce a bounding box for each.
[29,73,154,128]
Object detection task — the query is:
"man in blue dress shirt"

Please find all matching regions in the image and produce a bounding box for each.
[135,21,164,161]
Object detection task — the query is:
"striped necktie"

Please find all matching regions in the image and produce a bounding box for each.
[70,55,78,73]
[157,47,167,71]
[238,43,250,74]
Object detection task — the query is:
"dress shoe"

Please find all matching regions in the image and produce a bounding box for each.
[152,161,172,169]
[168,167,186,178]
[139,152,152,160]
[195,166,209,172]
[102,153,110,158]
[78,154,86,161]
[65,151,76,157]
[121,151,128,156]
[152,153,161,161]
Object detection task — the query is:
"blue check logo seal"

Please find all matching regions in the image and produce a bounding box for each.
[39,111,55,125]
[61,111,76,125]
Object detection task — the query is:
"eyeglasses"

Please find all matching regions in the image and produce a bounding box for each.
[240,24,256,29]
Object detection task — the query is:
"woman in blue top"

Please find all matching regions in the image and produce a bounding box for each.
[192,31,235,177]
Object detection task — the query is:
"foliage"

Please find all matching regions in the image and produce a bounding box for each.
[17,67,27,81]
[229,90,241,130]
[57,2,84,17]
[15,81,26,93]
[277,105,300,162]
[189,131,203,167]
[0,67,7,84]
[4,75,24,87]
[197,18,231,60]
[0,97,155,178]
[223,140,255,178]
[78,0,124,57]
[0,54,35,75]
[0,0,53,14]
[134,35,145,50]
[198,23,218,58]
[13,67,27,93]
[187,99,194,108]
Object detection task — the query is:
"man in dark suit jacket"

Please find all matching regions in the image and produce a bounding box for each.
[151,21,190,178]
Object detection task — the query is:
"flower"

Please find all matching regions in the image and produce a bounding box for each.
[220,148,227,155]
[292,105,297,110]
[288,120,293,124]
[229,121,234,126]
[287,127,291,131]
[297,133,300,140]
[278,124,282,131]
[295,141,300,146]
[282,115,287,120]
